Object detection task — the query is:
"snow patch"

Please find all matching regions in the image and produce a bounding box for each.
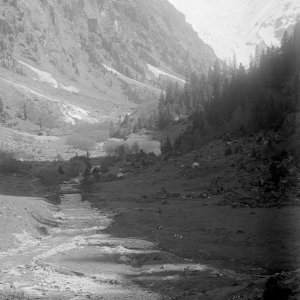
[18,60,80,94]
[0,75,96,125]
[147,64,186,83]
[103,64,143,86]
[18,60,59,88]
[60,102,98,124]
[59,84,80,94]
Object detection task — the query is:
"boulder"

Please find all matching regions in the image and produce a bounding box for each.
[192,162,200,168]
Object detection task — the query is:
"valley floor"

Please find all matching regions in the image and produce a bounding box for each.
[0,135,299,299]
[87,136,300,299]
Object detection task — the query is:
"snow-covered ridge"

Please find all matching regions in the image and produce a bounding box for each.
[147,64,186,84]
[170,0,300,65]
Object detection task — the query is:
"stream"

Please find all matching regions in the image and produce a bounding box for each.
[0,180,214,299]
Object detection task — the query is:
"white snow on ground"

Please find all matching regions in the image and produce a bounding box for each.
[147,64,186,84]
[0,75,96,124]
[18,60,59,88]
[59,83,80,94]
[103,64,145,86]
[60,101,97,124]
[17,60,79,94]
[103,64,162,94]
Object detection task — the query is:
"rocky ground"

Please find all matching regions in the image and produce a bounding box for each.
[0,125,106,161]
[0,132,299,299]
[85,133,300,299]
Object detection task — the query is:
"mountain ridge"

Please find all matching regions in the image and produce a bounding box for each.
[170,0,300,64]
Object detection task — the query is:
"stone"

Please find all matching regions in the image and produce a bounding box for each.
[231,202,239,208]
[119,256,131,264]
[192,162,200,168]
[200,192,209,198]
[117,173,124,179]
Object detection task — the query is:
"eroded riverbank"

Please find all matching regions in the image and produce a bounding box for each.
[0,180,239,300]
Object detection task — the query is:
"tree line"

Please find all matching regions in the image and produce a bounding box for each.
[156,22,299,137]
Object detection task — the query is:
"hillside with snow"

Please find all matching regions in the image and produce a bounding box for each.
[169,0,300,64]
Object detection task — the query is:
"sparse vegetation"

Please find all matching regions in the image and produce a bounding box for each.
[0,151,24,174]
[0,96,3,113]
[103,139,123,156]
[66,134,96,151]
[74,123,109,143]
[36,163,65,186]
[65,123,110,152]
[36,156,89,186]
[99,156,116,173]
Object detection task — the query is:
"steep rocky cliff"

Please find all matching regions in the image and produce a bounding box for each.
[0,0,216,129]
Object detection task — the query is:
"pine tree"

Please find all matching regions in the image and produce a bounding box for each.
[162,136,173,155]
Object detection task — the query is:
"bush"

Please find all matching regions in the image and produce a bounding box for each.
[125,138,161,155]
[130,141,140,154]
[66,134,96,151]
[36,164,65,186]
[110,127,131,139]
[0,96,3,112]
[115,144,129,158]
[161,136,173,155]
[65,160,86,178]
[75,124,109,143]
[100,156,115,173]
[0,151,22,173]
[102,139,123,156]
[36,155,90,186]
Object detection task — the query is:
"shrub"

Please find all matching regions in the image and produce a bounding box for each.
[161,136,173,155]
[36,155,90,186]
[75,124,109,143]
[65,160,86,178]
[100,156,115,173]
[0,96,3,112]
[130,141,140,154]
[102,139,123,156]
[125,137,161,155]
[36,163,65,186]
[0,151,22,173]
[66,134,96,151]
[115,144,129,158]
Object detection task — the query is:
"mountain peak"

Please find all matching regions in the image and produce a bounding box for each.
[169,0,300,64]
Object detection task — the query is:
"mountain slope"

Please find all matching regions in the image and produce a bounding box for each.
[0,0,216,131]
[170,0,300,64]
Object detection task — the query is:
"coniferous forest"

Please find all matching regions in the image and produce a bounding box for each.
[151,22,300,152]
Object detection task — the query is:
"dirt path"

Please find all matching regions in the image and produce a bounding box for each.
[0,181,240,300]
